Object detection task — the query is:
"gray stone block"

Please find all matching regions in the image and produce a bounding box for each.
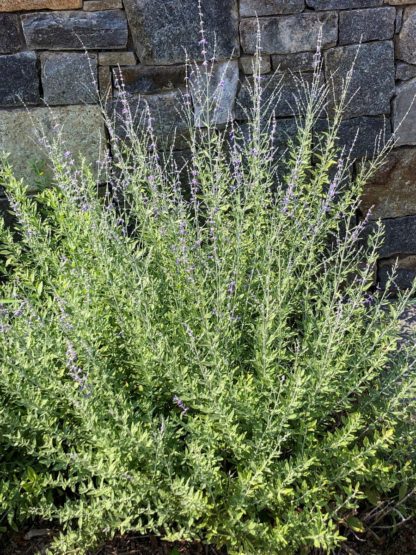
[379,256,416,291]
[41,53,98,106]
[0,52,40,107]
[393,78,416,146]
[98,51,136,66]
[236,72,315,121]
[112,90,190,150]
[123,0,239,65]
[339,7,396,45]
[113,65,186,95]
[338,117,391,160]
[190,61,239,126]
[240,55,271,75]
[396,62,416,81]
[272,52,316,72]
[240,0,304,17]
[314,116,391,161]
[0,105,106,185]
[307,0,382,9]
[22,10,128,50]
[361,147,416,220]
[370,215,416,258]
[325,42,395,118]
[396,7,416,65]
[0,14,24,54]
[240,12,338,55]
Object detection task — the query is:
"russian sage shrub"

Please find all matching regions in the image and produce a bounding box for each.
[0,49,415,555]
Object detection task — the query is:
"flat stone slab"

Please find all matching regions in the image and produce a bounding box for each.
[338,116,391,160]
[98,51,136,66]
[0,0,81,10]
[361,147,416,219]
[236,72,316,120]
[379,256,416,291]
[272,51,316,72]
[0,52,40,107]
[339,7,396,45]
[190,61,239,126]
[84,0,122,9]
[240,55,271,75]
[123,0,239,65]
[306,0,382,8]
[397,63,416,82]
[112,90,189,150]
[367,215,416,258]
[41,53,98,106]
[113,65,187,95]
[0,14,24,54]
[396,7,416,65]
[0,105,106,186]
[240,0,304,17]
[393,78,416,146]
[325,41,395,118]
[240,12,338,55]
[22,10,128,50]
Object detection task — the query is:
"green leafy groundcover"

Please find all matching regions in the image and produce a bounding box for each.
[0,60,415,554]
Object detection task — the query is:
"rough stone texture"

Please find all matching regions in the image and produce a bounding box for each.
[41,53,98,106]
[0,52,40,107]
[123,0,239,65]
[237,118,299,159]
[240,0,304,17]
[0,105,106,185]
[325,42,395,118]
[361,148,416,219]
[366,215,416,258]
[240,55,271,75]
[337,117,391,160]
[306,0,382,9]
[0,14,23,54]
[393,78,416,146]
[114,65,186,95]
[241,13,338,55]
[396,62,416,81]
[22,10,128,50]
[98,51,136,66]
[112,90,189,150]
[83,0,123,10]
[314,116,390,160]
[396,7,416,65]
[191,61,240,126]
[339,7,396,45]
[388,0,416,4]
[272,51,316,72]
[395,7,403,33]
[98,65,112,99]
[236,72,316,121]
[0,0,81,10]
[379,256,416,291]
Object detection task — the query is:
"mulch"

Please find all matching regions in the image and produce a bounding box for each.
[2,524,416,555]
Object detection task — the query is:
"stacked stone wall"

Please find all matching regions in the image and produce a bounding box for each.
[1,0,416,287]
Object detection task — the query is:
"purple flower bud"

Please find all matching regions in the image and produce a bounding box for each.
[173,395,189,416]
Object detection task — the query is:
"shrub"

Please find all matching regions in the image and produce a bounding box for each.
[0,48,415,554]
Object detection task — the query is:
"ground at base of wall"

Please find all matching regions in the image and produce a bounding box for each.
[2,525,416,555]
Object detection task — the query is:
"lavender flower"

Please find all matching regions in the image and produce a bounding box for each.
[227,280,236,296]
[173,395,189,416]
[66,341,91,398]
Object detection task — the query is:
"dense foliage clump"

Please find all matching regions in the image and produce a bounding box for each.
[0,55,415,554]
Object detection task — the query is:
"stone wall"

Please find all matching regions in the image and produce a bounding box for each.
[1,0,416,287]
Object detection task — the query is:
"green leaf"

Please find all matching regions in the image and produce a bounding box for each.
[346,516,365,533]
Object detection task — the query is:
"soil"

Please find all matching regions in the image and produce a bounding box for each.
[2,524,416,555]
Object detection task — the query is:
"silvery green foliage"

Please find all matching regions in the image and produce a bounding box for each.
[0,49,415,555]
